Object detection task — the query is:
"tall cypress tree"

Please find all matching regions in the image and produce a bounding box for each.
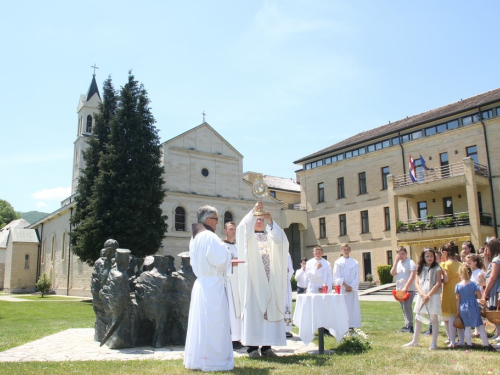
[71,74,167,264]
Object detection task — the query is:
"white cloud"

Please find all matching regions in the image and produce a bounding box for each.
[35,202,49,209]
[32,187,71,201]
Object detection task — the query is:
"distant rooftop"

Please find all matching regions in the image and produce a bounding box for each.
[295,87,500,164]
[263,175,300,192]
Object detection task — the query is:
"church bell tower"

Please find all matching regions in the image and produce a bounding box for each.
[72,72,101,195]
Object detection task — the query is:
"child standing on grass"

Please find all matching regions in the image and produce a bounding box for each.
[403,248,442,350]
[466,253,486,338]
[453,264,493,350]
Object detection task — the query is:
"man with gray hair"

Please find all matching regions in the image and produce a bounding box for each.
[184,206,233,371]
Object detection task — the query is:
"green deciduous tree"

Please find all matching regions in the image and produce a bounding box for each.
[71,73,167,264]
[0,199,21,229]
[36,273,51,297]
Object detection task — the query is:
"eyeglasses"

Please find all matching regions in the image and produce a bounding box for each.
[209,217,219,222]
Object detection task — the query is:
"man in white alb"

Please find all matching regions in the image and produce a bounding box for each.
[184,206,233,372]
[236,201,289,358]
[223,221,243,349]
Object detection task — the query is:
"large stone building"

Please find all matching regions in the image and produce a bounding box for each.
[1,75,305,296]
[295,88,500,282]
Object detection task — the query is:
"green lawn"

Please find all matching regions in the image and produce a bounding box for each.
[10,295,89,301]
[1,300,500,374]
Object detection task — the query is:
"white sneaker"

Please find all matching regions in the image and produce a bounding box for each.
[429,344,437,350]
[494,343,500,350]
[444,339,451,345]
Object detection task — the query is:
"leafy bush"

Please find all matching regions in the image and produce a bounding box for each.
[407,223,416,231]
[434,219,444,227]
[336,329,372,354]
[444,217,454,226]
[366,273,374,282]
[426,214,434,220]
[290,273,297,291]
[458,212,469,220]
[36,273,51,297]
[377,265,393,284]
[425,222,437,229]
[415,221,425,229]
[396,221,405,230]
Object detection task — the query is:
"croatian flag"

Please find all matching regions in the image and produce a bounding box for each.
[409,155,417,183]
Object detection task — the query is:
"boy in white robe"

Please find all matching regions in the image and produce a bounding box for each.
[305,246,333,293]
[184,206,233,372]
[333,244,361,329]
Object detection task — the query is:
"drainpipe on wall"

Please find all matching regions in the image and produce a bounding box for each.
[36,223,44,283]
[478,107,498,237]
[67,208,73,296]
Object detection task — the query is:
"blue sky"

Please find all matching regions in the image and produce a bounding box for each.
[1,1,499,214]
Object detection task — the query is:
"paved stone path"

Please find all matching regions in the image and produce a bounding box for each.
[0,328,317,362]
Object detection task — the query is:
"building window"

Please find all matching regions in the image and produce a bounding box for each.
[269,190,276,198]
[418,201,427,221]
[387,250,393,266]
[319,217,326,238]
[24,254,30,270]
[224,211,233,225]
[361,210,369,233]
[381,166,390,190]
[318,182,324,203]
[175,206,186,231]
[466,145,478,164]
[337,177,345,199]
[201,168,209,177]
[51,236,55,262]
[339,214,347,236]
[41,240,45,265]
[62,232,66,260]
[384,207,390,231]
[359,172,367,195]
[86,115,92,133]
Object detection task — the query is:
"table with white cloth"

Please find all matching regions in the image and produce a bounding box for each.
[293,293,349,352]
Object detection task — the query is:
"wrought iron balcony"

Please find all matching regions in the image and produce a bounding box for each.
[393,162,489,189]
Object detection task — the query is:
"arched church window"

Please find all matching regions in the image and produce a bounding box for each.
[175,206,186,231]
[86,115,92,133]
[224,211,233,225]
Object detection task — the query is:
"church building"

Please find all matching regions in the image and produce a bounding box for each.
[2,74,305,296]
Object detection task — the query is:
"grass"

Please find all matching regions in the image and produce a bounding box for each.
[1,300,500,374]
[10,295,89,301]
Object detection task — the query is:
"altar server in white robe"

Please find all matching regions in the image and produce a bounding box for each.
[285,253,294,337]
[223,221,243,349]
[236,201,288,358]
[184,206,233,372]
[306,246,333,293]
[333,243,361,328]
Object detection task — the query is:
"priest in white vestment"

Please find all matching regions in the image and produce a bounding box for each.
[184,206,234,372]
[236,201,288,358]
[333,244,362,329]
[223,221,243,349]
[305,246,333,293]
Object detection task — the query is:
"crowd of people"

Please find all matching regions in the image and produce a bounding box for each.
[182,200,500,372]
[394,238,500,351]
[183,202,362,371]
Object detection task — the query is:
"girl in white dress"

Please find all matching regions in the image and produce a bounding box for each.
[403,247,442,350]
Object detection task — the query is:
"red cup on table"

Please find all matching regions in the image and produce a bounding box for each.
[334,285,341,294]
[321,285,328,294]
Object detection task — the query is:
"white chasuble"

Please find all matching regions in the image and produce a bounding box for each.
[236,209,288,347]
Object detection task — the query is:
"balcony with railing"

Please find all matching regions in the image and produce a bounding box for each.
[393,162,489,190]
[396,212,493,233]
